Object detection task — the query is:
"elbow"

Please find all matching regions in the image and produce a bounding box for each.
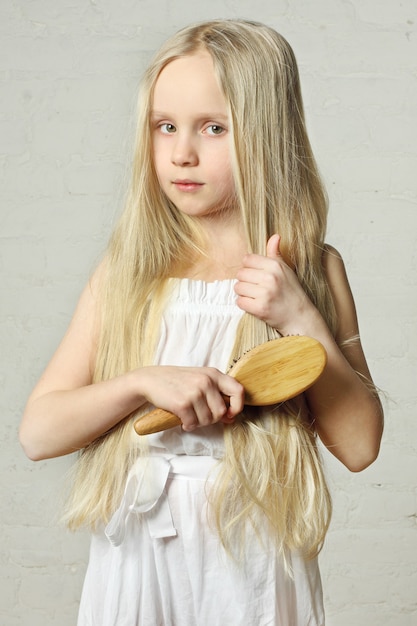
[324,440,381,473]
[342,434,383,473]
[341,404,384,473]
[19,427,44,462]
[329,427,383,473]
[345,447,380,473]
[20,411,80,461]
[19,415,50,462]
[21,448,45,462]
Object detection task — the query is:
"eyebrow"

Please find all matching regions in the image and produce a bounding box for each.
[151,110,229,122]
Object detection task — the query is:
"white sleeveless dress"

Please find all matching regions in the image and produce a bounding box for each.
[77,279,325,626]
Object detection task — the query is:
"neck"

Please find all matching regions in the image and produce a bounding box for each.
[176,213,248,281]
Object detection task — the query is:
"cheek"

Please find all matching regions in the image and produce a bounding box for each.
[151,151,166,190]
[217,158,235,191]
[152,136,168,164]
[152,147,168,182]
[212,146,232,173]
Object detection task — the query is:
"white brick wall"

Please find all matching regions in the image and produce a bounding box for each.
[1,1,416,624]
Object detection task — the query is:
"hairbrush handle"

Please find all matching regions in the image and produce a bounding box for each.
[135,408,182,435]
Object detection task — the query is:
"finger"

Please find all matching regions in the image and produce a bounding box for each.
[175,391,211,431]
[188,396,220,429]
[226,386,245,419]
[234,281,264,300]
[217,377,244,418]
[235,294,265,317]
[240,253,270,270]
[181,421,198,432]
[177,405,199,431]
[266,233,282,259]
[185,385,227,429]
[235,267,265,285]
[205,391,229,424]
[220,413,235,424]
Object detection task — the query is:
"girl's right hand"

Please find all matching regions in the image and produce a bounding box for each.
[136,366,245,432]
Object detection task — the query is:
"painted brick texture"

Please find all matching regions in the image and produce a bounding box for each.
[1,1,416,624]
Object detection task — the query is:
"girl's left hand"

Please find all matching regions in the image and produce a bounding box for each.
[234,234,317,335]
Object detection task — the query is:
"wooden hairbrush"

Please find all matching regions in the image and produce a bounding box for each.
[133,335,327,436]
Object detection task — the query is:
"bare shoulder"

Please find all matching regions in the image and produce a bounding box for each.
[322,244,358,340]
[322,244,375,378]
[322,243,355,303]
[322,244,349,284]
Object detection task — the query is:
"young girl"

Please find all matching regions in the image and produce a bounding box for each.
[20,19,383,626]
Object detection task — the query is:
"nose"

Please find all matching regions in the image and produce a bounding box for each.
[171,133,198,167]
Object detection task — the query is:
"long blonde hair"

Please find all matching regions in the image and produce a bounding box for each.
[64,20,334,562]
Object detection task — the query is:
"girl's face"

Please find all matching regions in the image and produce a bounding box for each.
[151,52,236,223]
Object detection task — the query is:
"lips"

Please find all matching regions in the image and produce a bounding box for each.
[172,179,204,192]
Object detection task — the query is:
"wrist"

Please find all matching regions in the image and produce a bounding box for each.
[275,301,324,338]
[125,367,151,406]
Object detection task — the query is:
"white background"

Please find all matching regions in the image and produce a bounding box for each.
[1,1,416,624]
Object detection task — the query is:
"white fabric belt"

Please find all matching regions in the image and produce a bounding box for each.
[105,454,218,547]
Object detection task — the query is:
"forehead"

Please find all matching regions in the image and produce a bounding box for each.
[152,52,228,115]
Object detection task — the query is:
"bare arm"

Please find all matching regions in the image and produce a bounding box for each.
[20,269,244,461]
[302,246,383,471]
[235,236,384,472]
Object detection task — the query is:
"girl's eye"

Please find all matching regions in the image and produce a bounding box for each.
[206,125,225,136]
[159,123,176,134]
